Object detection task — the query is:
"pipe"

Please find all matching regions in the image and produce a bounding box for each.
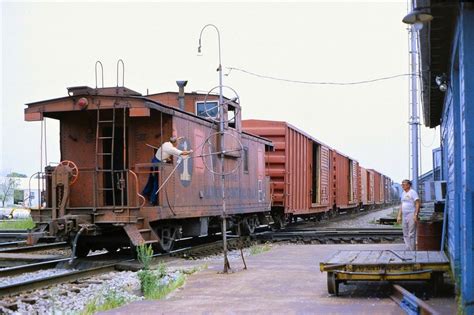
[69,225,88,264]
[440,195,448,250]
[176,81,188,110]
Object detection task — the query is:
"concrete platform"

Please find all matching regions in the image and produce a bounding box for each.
[104,243,456,314]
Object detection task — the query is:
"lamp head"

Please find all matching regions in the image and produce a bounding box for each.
[197,38,202,54]
[402,9,434,25]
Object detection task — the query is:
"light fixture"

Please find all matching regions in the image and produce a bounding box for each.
[197,39,203,56]
[402,9,434,25]
[435,74,448,92]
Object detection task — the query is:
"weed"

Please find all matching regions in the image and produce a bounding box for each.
[136,243,154,270]
[81,291,127,315]
[146,274,186,300]
[0,218,35,230]
[180,264,208,275]
[249,243,271,255]
[138,269,159,297]
[156,262,167,278]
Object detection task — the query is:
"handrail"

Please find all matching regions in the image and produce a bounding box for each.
[95,61,104,88]
[116,59,125,87]
[129,170,146,208]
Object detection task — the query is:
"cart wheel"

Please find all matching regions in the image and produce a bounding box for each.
[431,272,444,296]
[327,272,340,296]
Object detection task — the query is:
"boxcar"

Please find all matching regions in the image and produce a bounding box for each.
[333,151,360,211]
[24,85,271,255]
[242,120,334,226]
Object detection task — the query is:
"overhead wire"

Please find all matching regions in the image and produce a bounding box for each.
[225,66,421,86]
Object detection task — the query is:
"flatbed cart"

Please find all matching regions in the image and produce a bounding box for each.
[319,250,450,296]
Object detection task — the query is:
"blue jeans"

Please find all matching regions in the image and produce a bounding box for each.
[142,157,160,205]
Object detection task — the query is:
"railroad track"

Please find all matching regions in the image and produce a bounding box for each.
[255,227,403,244]
[0,236,253,298]
[0,226,402,298]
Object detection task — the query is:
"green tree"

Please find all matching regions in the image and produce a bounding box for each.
[7,172,27,178]
[0,177,19,207]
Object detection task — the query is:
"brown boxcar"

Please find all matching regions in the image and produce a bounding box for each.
[241,120,333,225]
[360,166,368,206]
[370,169,385,205]
[25,86,271,255]
[333,151,360,210]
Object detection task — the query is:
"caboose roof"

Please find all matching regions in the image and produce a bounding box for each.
[24,85,272,147]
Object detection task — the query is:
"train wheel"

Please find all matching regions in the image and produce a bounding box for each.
[272,213,286,229]
[74,242,90,258]
[242,215,259,235]
[156,226,178,252]
[327,272,340,296]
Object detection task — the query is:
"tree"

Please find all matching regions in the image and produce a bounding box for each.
[0,177,19,207]
[7,172,27,178]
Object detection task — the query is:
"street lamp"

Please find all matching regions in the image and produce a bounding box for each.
[198,24,230,273]
[402,6,432,193]
[402,9,433,25]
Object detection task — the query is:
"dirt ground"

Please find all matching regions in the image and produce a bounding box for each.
[102,243,456,315]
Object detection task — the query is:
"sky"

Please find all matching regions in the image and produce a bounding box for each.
[0,0,440,183]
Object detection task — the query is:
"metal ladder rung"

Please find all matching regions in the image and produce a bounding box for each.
[97,153,112,156]
[98,120,114,123]
[99,136,113,140]
[98,188,114,191]
[96,169,113,172]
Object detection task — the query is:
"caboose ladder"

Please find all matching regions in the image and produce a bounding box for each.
[95,104,116,207]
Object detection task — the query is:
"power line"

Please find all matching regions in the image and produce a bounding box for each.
[225,67,419,86]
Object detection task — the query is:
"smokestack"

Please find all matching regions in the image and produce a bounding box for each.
[176,80,188,110]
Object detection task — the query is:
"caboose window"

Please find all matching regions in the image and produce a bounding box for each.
[196,101,218,119]
[243,147,249,173]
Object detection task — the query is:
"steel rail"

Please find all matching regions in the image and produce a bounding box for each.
[0,242,68,253]
[0,264,117,297]
[0,258,71,277]
[390,284,440,315]
[0,241,27,248]
[255,228,403,242]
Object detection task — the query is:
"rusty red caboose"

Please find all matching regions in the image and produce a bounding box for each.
[24,84,271,255]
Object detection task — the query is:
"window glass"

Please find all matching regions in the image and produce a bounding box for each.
[243,147,249,173]
[196,101,218,118]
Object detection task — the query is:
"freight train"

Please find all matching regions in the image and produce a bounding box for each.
[24,78,398,256]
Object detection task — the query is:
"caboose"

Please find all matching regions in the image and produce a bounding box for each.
[24,82,271,256]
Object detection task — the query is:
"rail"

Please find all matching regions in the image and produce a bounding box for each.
[390,284,440,315]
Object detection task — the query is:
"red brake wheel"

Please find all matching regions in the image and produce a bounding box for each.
[59,160,79,185]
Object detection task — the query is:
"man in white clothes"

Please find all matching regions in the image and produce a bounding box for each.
[142,136,192,205]
[397,179,421,250]
[155,136,192,162]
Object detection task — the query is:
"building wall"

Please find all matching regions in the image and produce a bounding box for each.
[442,8,474,311]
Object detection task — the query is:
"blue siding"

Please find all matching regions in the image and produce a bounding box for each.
[458,10,474,310]
[445,52,462,276]
[442,7,474,312]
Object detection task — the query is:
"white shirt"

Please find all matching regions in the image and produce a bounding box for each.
[401,189,420,213]
[155,142,183,161]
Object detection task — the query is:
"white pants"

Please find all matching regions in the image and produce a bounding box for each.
[402,211,416,250]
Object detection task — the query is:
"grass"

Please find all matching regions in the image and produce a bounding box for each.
[81,291,127,315]
[0,218,35,230]
[249,243,272,255]
[145,273,186,299]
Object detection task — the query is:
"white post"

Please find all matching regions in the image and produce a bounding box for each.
[409,24,420,191]
[199,24,230,273]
